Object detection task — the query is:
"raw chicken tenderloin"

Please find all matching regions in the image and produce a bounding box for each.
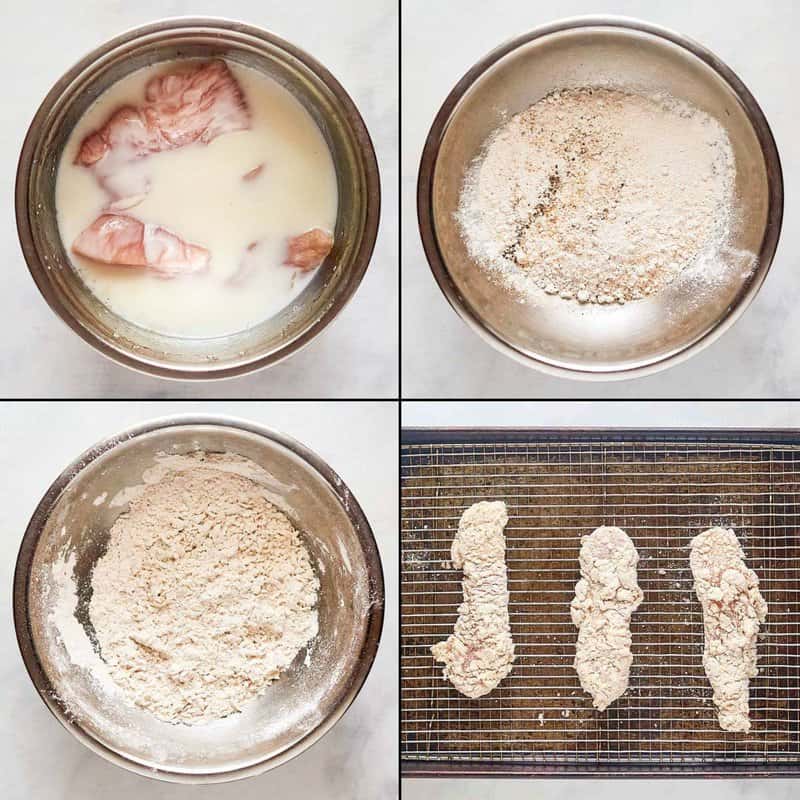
[228,228,334,285]
[75,60,250,204]
[431,501,514,698]
[571,526,643,711]
[284,228,334,270]
[73,214,209,276]
[76,60,250,167]
[690,527,767,732]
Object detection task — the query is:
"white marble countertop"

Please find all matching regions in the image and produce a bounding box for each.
[1,1,398,398]
[402,401,800,797]
[0,401,398,799]
[402,0,799,398]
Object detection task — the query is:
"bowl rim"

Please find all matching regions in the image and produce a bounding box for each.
[417,14,784,381]
[12,413,385,783]
[16,17,382,381]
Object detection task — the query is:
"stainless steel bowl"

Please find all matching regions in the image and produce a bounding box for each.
[16,19,381,380]
[13,416,384,783]
[418,16,783,380]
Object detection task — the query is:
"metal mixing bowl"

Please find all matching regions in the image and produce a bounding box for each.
[13,416,384,783]
[418,16,783,380]
[16,19,380,379]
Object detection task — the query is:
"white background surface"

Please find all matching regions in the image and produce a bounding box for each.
[402,0,799,398]
[0,401,398,799]
[402,400,800,798]
[2,1,398,398]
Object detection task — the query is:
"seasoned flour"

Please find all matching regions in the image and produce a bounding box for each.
[458,88,736,304]
[89,453,319,724]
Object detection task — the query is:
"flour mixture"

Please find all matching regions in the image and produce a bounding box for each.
[458,87,736,304]
[56,59,338,338]
[88,453,319,725]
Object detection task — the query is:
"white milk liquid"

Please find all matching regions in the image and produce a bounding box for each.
[55,60,338,338]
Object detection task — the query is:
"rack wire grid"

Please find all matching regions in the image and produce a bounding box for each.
[400,429,800,777]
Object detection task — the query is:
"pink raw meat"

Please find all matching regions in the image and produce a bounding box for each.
[76,60,250,168]
[228,229,335,286]
[72,213,210,276]
[284,228,334,271]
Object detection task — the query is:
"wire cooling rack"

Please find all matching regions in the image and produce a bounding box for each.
[400,429,800,777]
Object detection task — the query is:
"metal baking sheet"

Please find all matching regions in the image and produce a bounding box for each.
[400,429,800,777]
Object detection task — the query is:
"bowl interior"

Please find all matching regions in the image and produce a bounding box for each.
[23,424,381,778]
[431,24,776,374]
[23,24,374,376]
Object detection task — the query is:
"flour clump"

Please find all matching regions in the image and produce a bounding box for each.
[458,87,736,304]
[89,453,319,725]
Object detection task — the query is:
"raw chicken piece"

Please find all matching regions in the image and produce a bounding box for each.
[571,526,643,711]
[75,61,250,206]
[284,228,334,270]
[431,501,514,698]
[229,227,333,285]
[76,60,250,167]
[72,213,209,276]
[690,527,767,732]
[142,60,249,147]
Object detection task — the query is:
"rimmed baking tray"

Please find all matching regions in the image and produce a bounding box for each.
[401,428,800,777]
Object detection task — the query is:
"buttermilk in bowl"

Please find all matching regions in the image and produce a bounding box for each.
[55,59,338,338]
